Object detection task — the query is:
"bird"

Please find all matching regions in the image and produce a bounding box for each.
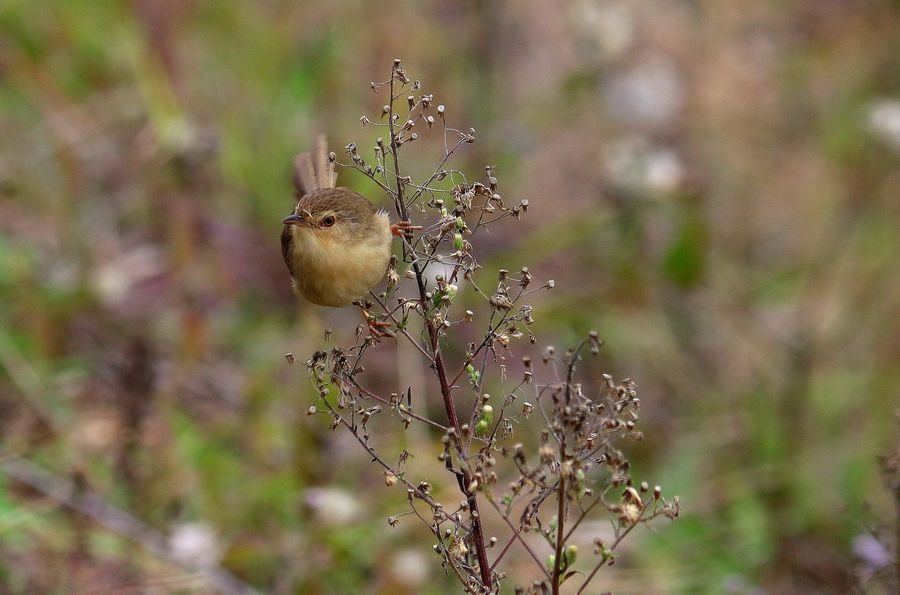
[281,136,415,336]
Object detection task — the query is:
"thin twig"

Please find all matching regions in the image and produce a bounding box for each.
[0,454,260,595]
[576,505,651,595]
[486,496,552,581]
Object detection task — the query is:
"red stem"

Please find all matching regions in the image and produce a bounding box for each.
[386,60,492,591]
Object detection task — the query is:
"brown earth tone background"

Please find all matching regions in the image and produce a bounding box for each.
[1,1,899,593]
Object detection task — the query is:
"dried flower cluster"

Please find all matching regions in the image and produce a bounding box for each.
[299,59,678,594]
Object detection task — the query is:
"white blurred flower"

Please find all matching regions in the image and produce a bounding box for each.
[603,57,683,129]
[852,533,891,571]
[169,522,220,569]
[569,0,635,61]
[867,98,900,153]
[71,410,120,450]
[604,135,685,195]
[390,548,429,587]
[722,574,765,595]
[92,244,165,306]
[304,487,361,525]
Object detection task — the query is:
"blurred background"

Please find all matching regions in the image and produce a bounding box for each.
[1,1,899,593]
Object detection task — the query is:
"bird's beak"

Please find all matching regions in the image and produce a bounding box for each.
[282,213,305,226]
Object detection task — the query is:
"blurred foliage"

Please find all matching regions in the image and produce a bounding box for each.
[1,0,899,593]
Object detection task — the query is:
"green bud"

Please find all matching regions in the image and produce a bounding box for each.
[454,232,464,251]
[466,364,481,387]
[600,544,612,562]
[475,404,493,433]
[566,545,578,565]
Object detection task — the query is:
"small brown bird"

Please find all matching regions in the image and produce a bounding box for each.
[281,137,412,333]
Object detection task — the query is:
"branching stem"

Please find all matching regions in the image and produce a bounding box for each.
[386,59,493,592]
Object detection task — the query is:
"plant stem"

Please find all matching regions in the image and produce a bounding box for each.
[576,504,650,594]
[551,460,566,593]
[487,497,552,580]
[387,60,492,591]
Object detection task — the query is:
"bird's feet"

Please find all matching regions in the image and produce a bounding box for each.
[390,220,422,237]
[359,305,395,341]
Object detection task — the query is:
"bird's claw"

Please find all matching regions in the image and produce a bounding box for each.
[391,220,423,237]
[360,307,395,341]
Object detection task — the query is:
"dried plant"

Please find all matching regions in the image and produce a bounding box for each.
[298,59,678,594]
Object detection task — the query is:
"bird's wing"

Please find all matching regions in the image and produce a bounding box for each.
[293,134,336,197]
[280,225,294,274]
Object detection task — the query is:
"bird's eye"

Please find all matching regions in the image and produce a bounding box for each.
[322,215,336,227]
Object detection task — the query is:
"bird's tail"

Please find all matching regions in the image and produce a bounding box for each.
[293,134,336,196]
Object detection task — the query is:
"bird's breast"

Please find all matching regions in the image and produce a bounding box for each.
[288,213,391,307]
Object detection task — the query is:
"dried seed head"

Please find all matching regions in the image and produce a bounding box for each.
[520,267,532,287]
[490,292,513,310]
[539,445,556,463]
[449,538,468,558]
[621,503,642,524]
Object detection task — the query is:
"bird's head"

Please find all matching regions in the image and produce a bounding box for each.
[281,207,338,231]
[282,189,383,246]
